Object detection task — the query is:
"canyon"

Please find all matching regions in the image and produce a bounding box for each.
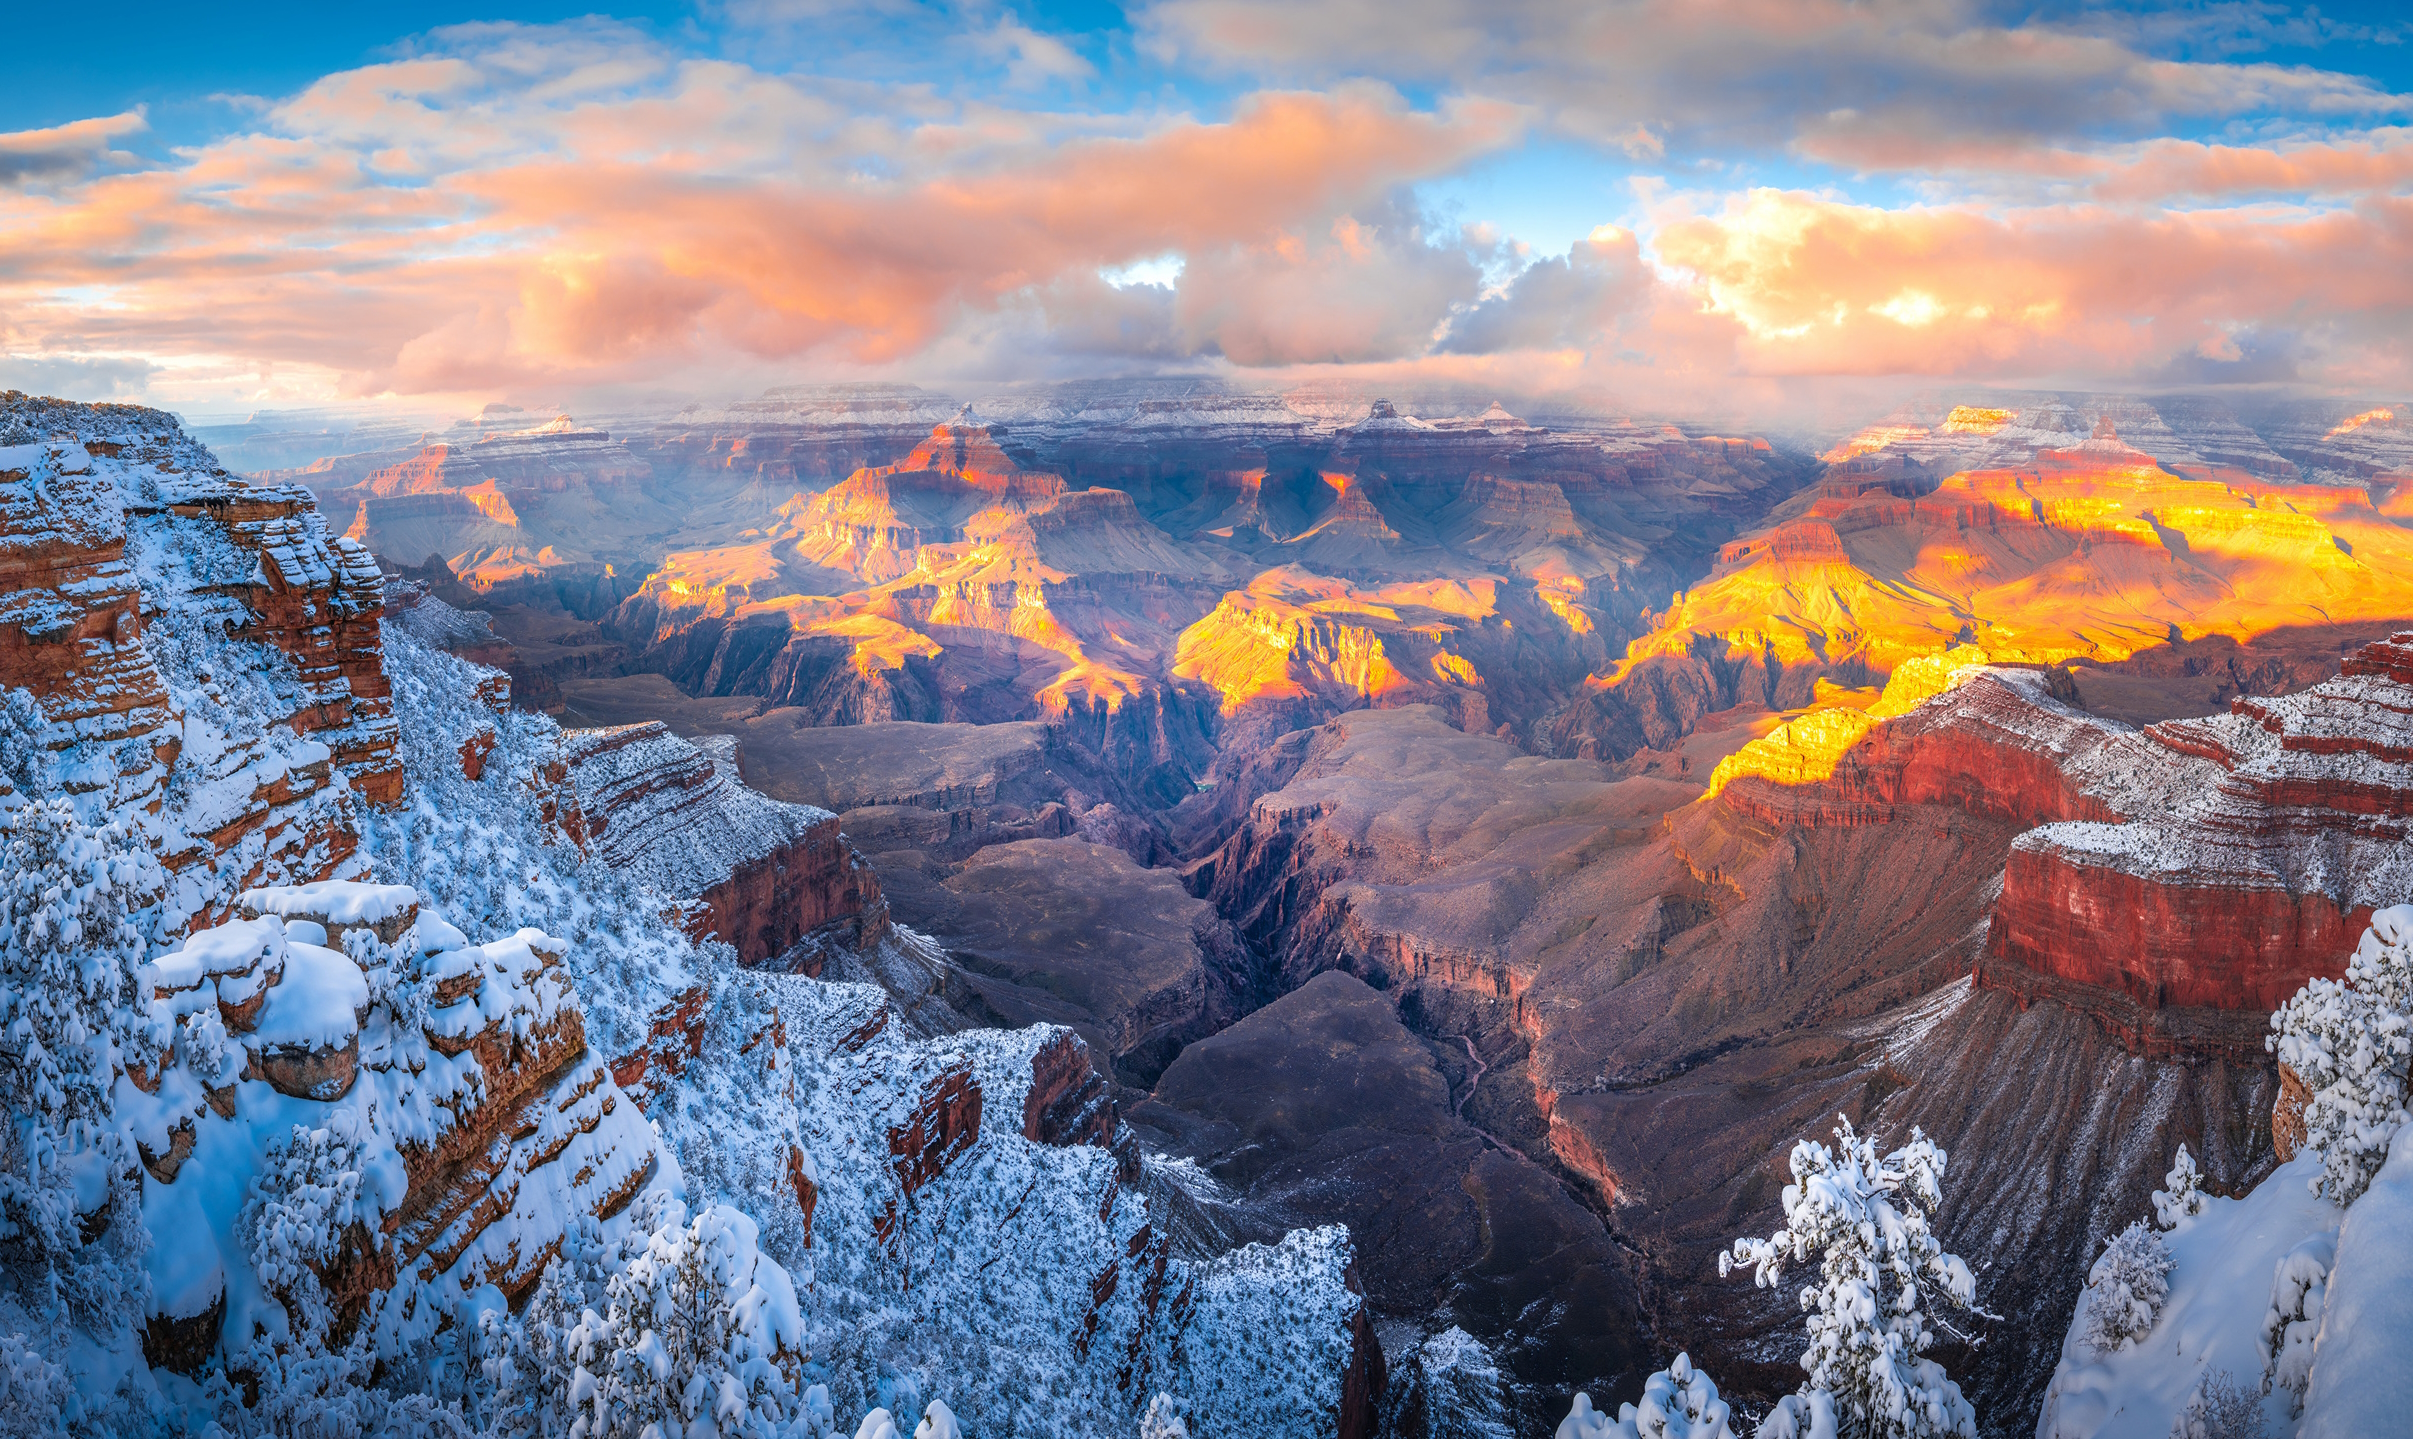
[0,390,1373,1439]
[244,383,2413,1433]
[18,380,2413,1436]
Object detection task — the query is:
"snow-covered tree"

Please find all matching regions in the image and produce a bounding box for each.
[0,1330,78,1434]
[0,797,163,1346]
[558,1200,809,1439]
[2151,1145,2206,1230]
[2168,1369,2263,1439]
[1719,1118,1987,1439]
[1413,1327,1511,1439]
[484,1212,628,1438]
[198,1342,477,1439]
[912,1400,961,1439]
[238,1117,375,1345]
[2259,1234,2333,1408]
[2268,904,2413,1204]
[1557,1353,1734,1439]
[2081,1223,2171,1355]
[1139,1392,1189,1439]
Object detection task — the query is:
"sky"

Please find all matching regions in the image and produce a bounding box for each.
[2,1,2410,421]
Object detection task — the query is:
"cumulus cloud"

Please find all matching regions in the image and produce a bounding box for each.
[7,8,2413,411]
[1440,225,1655,354]
[0,21,1522,400]
[1652,187,2413,384]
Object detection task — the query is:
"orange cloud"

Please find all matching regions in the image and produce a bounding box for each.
[0,67,1520,399]
[1653,188,2413,383]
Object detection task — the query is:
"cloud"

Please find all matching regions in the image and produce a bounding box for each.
[0,19,1523,400]
[1173,195,1488,364]
[1439,225,1654,354]
[0,111,148,186]
[1651,187,2413,384]
[0,351,158,400]
[1135,0,2409,160]
[974,13,1097,89]
[8,12,2413,414]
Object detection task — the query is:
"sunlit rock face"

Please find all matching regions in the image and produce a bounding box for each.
[1569,399,2413,747]
[587,391,1810,785]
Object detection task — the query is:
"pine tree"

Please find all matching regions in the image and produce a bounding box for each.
[2081,1223,2171,1355]
[1720,1118,1988,1439]
[238,1118,374,1345]
[2259,1235,2332,1407]
[2151,1145,2206,1229]
[1557,1353,1734,1439]
[559,1200,810,1439]
[0,797,164,1346]
[2268,904,2413,1204]
[1138,1392,1189,1439]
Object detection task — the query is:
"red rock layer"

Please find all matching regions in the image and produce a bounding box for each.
[3,409,400,910]
[0,440,173,778]
[1706,654,2413,1052]
[1719,671,2126,833]
[1985,848,2365,1015]
[1974,635,2413,1032]
[163,492,402,805]
[688,814,888,968]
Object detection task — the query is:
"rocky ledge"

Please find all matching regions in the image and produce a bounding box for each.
[546,721,889,967]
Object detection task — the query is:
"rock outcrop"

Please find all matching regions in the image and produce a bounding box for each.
[129,884,668,1363]
[1981,632,2413,1031]
[548,721,888,966]
[1,393,399,920]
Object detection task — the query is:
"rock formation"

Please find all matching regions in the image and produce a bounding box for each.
[1562,400,2413,759]
[546,721,888,967]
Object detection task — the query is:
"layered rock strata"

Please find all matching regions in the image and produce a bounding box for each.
[129,884,669,1365]
[1983,633,2413,1026]
[1,393,400,919]
[548,721,888,966]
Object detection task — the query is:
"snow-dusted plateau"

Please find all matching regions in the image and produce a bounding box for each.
[8,380,2413,1438]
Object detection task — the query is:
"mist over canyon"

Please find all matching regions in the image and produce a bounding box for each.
[0,376,2377,1437]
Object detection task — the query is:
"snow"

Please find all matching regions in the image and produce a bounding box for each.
[0,395,1377,1438]
[2267,904,2413,1202]
[245,940,369,1051]
[242,880,421,927]
[555,719,836,907]
[2296,1119,2413,1438]
[2035,1154,2340,1439]
[2080,1225,2171,1356]
[1559,1353,1735,1439]
[156,915,285,994]
[1721,1120,1982,1439]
